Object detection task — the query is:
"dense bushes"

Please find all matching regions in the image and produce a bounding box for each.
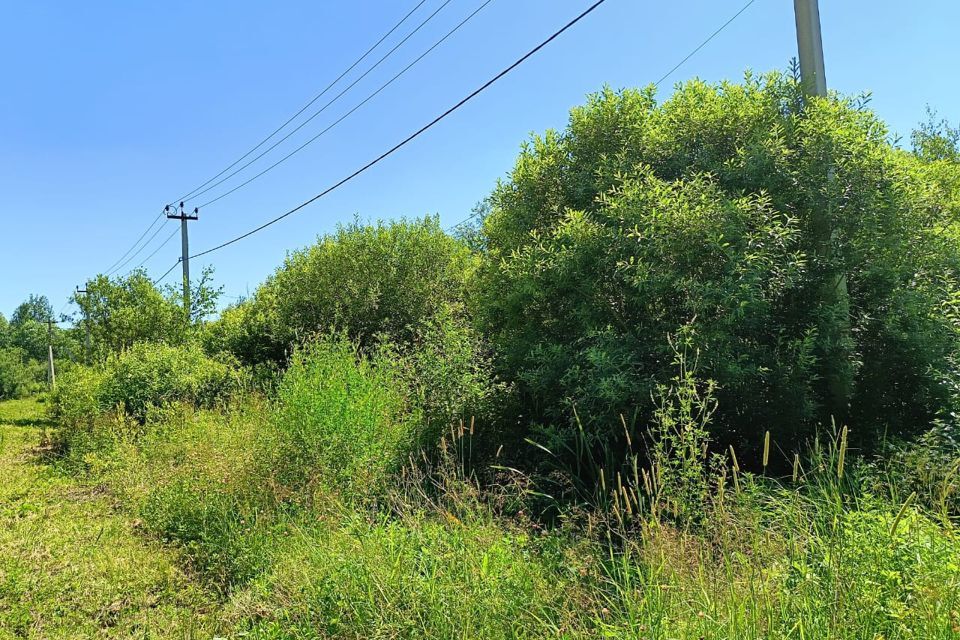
[52,342,244,429]
[270,323,496,497]
[73,268,223,361]
[270,338,420,495]
[476,73,960,456]
[97,342,242,421]
[0,348,43,400]
[206,217,478,366]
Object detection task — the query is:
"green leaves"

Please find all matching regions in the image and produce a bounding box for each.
[207,216,478,367]
[476,72,960,455]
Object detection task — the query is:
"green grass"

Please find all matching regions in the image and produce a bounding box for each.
[0,398,224,639]
[8,388,960,638]
[0,396,51,428]
[83,399,960,639]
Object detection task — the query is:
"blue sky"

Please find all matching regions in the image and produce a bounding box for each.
[1,0,957,318]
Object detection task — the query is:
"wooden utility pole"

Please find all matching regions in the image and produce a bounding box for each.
[165,203,198,320]
[794,0,852,421]
[46,318,56,388]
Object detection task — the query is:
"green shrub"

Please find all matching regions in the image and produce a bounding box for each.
[49,365,105,430]
[268,324,501,499]
[97,342,243,422]
[390,306,502,452]
[0,348,41,400]
[269,337,421,497]
[208,217,477,366]
[476,74,960,457]
[50,343,245,462]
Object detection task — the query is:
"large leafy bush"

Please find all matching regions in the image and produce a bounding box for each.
[269,324,496,495]
[0,347,41,400]
[52,342,244,427]
[476,73,960,455]
[206,217,478,366]
[73,269,222,361]
[269,337,418,495]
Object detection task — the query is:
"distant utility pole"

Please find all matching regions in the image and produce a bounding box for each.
[46,318,56,388]
[793,0,852,421]
[165,202,198,320]
[76,285,91,364]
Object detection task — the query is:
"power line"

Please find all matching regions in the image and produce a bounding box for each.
[96,1,433,282]
[174,0,431,204]
[445,209,483,233]
[443,0,759,233]
[183,2,458,205]
[653,0,758,87]
[130,225,180,274]
[195,0,493,210]
[101,210,164,275]
[184,0,473,209]
[56,296,73,319]
[153,260,182,286]
[189,0,609,260]
[106,219,173,276]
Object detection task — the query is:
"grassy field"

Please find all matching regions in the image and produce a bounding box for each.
[0,397,223,639]
[3,390,960,638]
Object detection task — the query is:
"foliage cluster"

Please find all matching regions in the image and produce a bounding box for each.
[51,341,244,438]
[0,296,76,398]
[204,217,477,366]
[476,72,960,459]
[0,347,44,400]
[72,267,222,361]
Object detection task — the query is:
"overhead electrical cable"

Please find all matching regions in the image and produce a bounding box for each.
[106,219,173,276]
[95,0,433,280]
[188,0,608,260]
[132,226,180,274]
[120,0,471,283]
[153,260,182,286]
[174,0,431,204]
[653,0,757,86]
[443,0,758,233]
[101,210,165,275]
[195,0,493,210]
[183,0,477,208]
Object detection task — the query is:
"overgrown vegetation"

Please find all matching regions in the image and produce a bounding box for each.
[477,73,960,461]
[5,70,960,637]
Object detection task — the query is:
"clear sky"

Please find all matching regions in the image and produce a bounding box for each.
[1,0,957,318]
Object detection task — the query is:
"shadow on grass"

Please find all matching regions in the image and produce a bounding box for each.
[4,417,55,428]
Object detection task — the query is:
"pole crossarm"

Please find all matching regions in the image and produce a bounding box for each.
[163,203,197,319]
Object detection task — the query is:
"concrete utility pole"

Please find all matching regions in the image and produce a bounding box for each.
[46,318,56,388]
[165,203,198,320]
[76,286,91,365]
[793,0,852,421]
[793,0,827,97]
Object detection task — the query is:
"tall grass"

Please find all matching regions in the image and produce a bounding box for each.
[50,339,960,638]
[268,337,421,498]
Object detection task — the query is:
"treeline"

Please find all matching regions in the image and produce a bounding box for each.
[0,295,69,398]
[51,72,960,472]
[0,270,221,400]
